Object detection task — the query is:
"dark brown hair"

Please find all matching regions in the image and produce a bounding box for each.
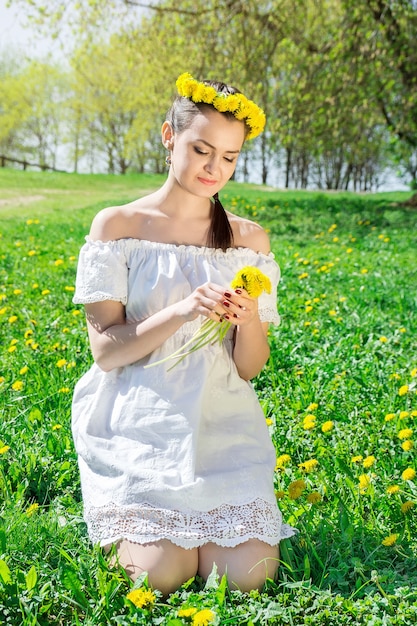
[166,80,249,250]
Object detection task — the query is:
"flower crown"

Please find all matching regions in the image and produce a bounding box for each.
[176,72,266,140]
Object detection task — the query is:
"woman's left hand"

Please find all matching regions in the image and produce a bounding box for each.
[222,288,258,326]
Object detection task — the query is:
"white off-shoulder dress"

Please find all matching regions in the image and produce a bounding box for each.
[72,238,295,549]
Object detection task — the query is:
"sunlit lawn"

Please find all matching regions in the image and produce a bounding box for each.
[0,169,416,624]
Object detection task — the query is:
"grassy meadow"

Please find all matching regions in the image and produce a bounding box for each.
[1,169,417,624]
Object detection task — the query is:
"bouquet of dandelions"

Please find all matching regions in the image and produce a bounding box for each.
[145,266,272,371]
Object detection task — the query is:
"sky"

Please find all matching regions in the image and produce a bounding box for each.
[0,0,60,57]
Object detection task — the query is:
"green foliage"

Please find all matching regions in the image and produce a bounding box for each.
[0,170,416,623]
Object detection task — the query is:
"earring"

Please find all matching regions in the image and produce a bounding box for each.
[165,155,172,166]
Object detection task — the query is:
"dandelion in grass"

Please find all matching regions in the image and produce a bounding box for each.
[298,459,319,473]
[382,533,399,547]
[385,413,396,422]
[303,414,316,430]
[275,490,285,500]
[321,420,334,433]
[402,468,416,481]
[399,385,409,396]
[276,453,291,467]
[126,588,156,609]
[402,441,413,452]
[351,455,363,464]
[0,445,10,455]
[192,609,216,626]
[399,429,413,440]
[399,411,409,419]
[307,402,318,411]
[11,380,23,391]
[19,366,28,375]
[8,315,17,324]
[307,491,322,504]
[145,266,271,370]
[359,474,372,494]
[411,368,417,377]
[401,501,414,514]
[178,607,198,618]
[56,359,67,368]
[288,479,306,500]
[363,455,376,469]
[386,485,400,495]
[26,503,39,517]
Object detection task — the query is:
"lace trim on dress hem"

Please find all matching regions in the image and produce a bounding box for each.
[84,498,297,549]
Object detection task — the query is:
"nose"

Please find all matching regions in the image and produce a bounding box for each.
[204,155,220,175]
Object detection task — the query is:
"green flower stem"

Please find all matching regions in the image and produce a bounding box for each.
[144,319,232,370]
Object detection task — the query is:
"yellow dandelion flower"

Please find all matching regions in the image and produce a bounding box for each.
[0,445,10,455]
[28,250,36,256]
[275,490,285,500]
[8,315,18,323]
[379,336,388,343]
[399,411,409,419]
[307,402,318,411]
[11,380,24,391]
[390,373,401,380]
[19,366,28,375]
[384,413,396,422]
[398,429,413,440]
[359,474,371,493]
[52,424,62,431]
[64,285,75,292]
[178,608,198,618]
[386,485,400,495]
[0,377,5,384]
[265,418,273,426]
[328,224,337,233]
[58,387,71,393]
[24,329,33,338]
[303,418,316,430]
[363,455,376,469]
[411,368,417,377]
[321,420,334,433]
[329,310,337,316]
[351,455,363,463]
[230,266,271,298]
[305,305,313,313]
[13,289,22,295]
[26,503,39,517]
[411,410,417,417]
[41,289,51,296]
[398,385,409,396]
[382,534,399,546]
[401,501,414,514]
[126,588,156,609]
[275,454,291,469]
[192,608,216,626]
[299,272,309,279]
[298,459,319,473]
[360,268,368,274]
[56,359,67,368]
[72,310,81,316]
[8,345,17,353]
[307,491,322,504]
[288,479,306,500]
[402,468,416,481]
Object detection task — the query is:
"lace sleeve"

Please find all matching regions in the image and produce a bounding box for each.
[72,238,128,305]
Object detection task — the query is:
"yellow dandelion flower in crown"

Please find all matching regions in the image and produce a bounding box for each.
[176,72,266,139]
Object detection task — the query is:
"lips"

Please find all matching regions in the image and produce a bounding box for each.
[198,177,217,186]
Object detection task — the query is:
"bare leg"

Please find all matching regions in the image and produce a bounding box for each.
[198,539,279,592]
[110,539,198,597]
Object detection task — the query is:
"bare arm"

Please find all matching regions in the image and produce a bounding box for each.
[85,282,234,372]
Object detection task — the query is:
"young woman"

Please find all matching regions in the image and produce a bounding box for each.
[72,72,295,596]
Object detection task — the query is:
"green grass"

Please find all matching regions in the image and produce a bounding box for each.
[0,168,416,624]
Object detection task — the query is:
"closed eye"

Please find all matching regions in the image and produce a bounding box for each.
[194,147,208,156]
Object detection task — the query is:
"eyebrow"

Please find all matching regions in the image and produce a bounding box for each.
[197,139,241,154]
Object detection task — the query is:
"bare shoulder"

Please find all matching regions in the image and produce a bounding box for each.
[89,200,148,242]
[227,212,271,254]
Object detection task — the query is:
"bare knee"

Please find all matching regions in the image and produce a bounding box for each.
[110,539,198,597]
[198,540,279,592]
